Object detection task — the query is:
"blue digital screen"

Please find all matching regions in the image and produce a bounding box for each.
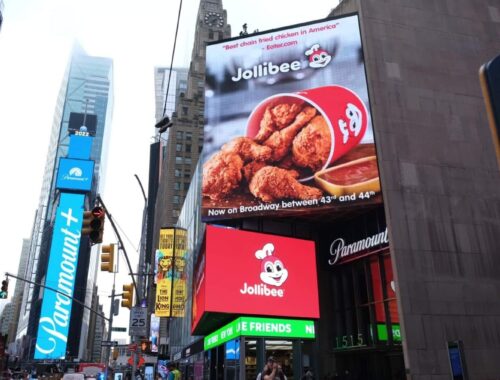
[34,193,85,359]
[56,158,94,192]
[68,135,93,160]
[225,339,240,360]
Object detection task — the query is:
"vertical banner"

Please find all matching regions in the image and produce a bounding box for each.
[34,193,85,359]
[155,228,187,317]
[150,314,160,353]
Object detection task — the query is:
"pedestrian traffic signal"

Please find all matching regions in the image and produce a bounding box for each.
[0,279,8,299]
[122,283,134,309]
[100,244,115,272]
[82,206,106,244]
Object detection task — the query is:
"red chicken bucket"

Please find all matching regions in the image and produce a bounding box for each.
[247,85,369,181]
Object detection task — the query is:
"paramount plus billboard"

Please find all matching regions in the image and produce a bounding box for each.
[34,193,84,359]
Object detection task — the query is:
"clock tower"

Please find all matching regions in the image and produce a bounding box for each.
[153,0,231,232]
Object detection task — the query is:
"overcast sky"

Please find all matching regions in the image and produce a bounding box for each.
[0,0,338,331]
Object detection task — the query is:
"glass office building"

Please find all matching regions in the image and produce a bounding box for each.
[16,43,113,360]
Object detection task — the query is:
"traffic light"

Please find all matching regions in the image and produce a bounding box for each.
[82,206,105,244]
[100,244,115,272]
[121,283,134,309]
[0,279,8,299]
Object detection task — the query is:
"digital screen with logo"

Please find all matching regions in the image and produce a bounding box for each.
[192,225,319,334]
[35,193,85,359]
[56,157,94,192]
[202,14,381,221]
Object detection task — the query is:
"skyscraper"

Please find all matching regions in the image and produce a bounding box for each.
[15,43,113,360]
[148,0,230,356]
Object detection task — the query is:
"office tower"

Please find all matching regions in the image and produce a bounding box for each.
[148,0,230,356]
[15,43,113,360]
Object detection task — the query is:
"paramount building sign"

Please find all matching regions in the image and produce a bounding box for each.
[34,193,84,359]
[328,227,389,266]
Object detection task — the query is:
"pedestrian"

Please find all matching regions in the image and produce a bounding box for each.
[261,357,286,380]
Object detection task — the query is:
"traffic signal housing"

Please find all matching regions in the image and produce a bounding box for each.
[122,283,134,309]
[0,279,8,299]
[82,206,105,244]
[100,244,115,273]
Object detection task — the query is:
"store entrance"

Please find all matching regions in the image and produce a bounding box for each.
[244,338,312,380]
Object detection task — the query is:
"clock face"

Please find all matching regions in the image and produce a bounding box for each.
[204,12,224,27]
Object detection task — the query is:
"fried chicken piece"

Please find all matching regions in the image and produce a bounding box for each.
[271,102,303,128]
[264,106,317,161]
[202,151,243,200]
[242,161,267,183]
[249,166,323,203]
[292,115,332,171]
[277,155,295,170]
[221,137,272,162]
[254,102,304,142]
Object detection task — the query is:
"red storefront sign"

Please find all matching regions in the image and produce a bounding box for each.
[192,225,319,334]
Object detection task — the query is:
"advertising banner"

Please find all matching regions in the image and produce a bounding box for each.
[56,157,94,192]
[192,225,319,334]
[150,314,160,353]
[155,228,187,317]
[202,14,381,220]
[34,193,85,359]
[204,316,315,350]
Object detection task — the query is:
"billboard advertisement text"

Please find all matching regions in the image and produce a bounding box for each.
[35,193,84,359]
[155,228,187,317]
[202,14,381,220]
[192,225,319,334]
[56,157,94,192]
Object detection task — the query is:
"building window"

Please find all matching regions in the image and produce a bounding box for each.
[175,169,181,177]
[186,132,192,141]
[175,156,183,164]
[173,209,180,218]
[176,131,183,140]
[209,30,214,39]
[173,196,180,204]
[182,106,188,116]
[183,182,190,191]
[185,157,192,164]
[176,143,182,152]
[174,182,180,190]
[185,144,191,153]
[198,145,203,153]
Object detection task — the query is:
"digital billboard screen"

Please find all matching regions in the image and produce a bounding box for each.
[56,157,94,192]
[35,193,85,359]
[192,225,319,334]
[202,14,381,221]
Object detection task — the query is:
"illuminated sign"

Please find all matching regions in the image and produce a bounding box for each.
[35,193,84,359]
[56,158,94,192]
[68,135,93,160]
[204,317,315,350]
[155,228,187,317]
[202,14,381,221]
[192,226,319,334]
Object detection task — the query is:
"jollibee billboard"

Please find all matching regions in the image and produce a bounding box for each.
[202,14,381,221]
[192,225,319,334]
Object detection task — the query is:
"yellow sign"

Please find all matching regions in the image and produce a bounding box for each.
[155,228,187,317]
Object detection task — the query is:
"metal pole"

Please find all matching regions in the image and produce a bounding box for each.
[105,272,116,369]
[5,272,109,321]
[97,195,140,304]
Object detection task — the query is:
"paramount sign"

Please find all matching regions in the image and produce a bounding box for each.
[328,227,389,266]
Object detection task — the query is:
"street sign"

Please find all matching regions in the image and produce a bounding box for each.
[128,343,138,351]
[129,307,148,336]
[101,341,118,347]
[112,327,127,332]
